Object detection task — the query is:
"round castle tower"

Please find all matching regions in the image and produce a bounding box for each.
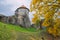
[15,5,31,28]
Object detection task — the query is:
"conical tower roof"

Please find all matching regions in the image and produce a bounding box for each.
[20,5,26,8]
[15,5,29,12]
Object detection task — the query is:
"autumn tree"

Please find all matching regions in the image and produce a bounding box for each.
[32,13,41,29]
[30,0,60,37]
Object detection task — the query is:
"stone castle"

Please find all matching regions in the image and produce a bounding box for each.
[0,5,31,28]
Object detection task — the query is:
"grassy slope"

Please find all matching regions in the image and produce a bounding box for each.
[0,22,37,32]
[0,22,40,40]
[0,22,59,40]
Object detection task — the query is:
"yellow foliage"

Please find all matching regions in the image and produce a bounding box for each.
[32,0,38,5]
[58,12,60,16]
[48,27,53,34]
[42,20,50,27]
[57,0,60,3]
[43,0,48,2]
[30,0,60,37]
[32,13,40,23]
[47,18,60,37]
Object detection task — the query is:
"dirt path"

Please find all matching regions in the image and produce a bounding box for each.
[15,31,60,40]
[16,32,40,40]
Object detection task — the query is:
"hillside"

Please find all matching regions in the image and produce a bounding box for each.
[0,22,58,40]
[0,22,41,40]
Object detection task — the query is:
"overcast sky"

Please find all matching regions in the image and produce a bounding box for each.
[0,0,34,21]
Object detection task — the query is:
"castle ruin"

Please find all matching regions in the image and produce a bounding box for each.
[0,5,31,28]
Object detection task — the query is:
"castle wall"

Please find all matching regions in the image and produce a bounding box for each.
[0,15,8,23]
[0,6,31,28]
[15,8,31,28]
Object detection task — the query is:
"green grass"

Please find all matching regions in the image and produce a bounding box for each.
[0,22,37,33]
[0,22,41,40]
[0,22,17,40]
[0,22,46,40]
